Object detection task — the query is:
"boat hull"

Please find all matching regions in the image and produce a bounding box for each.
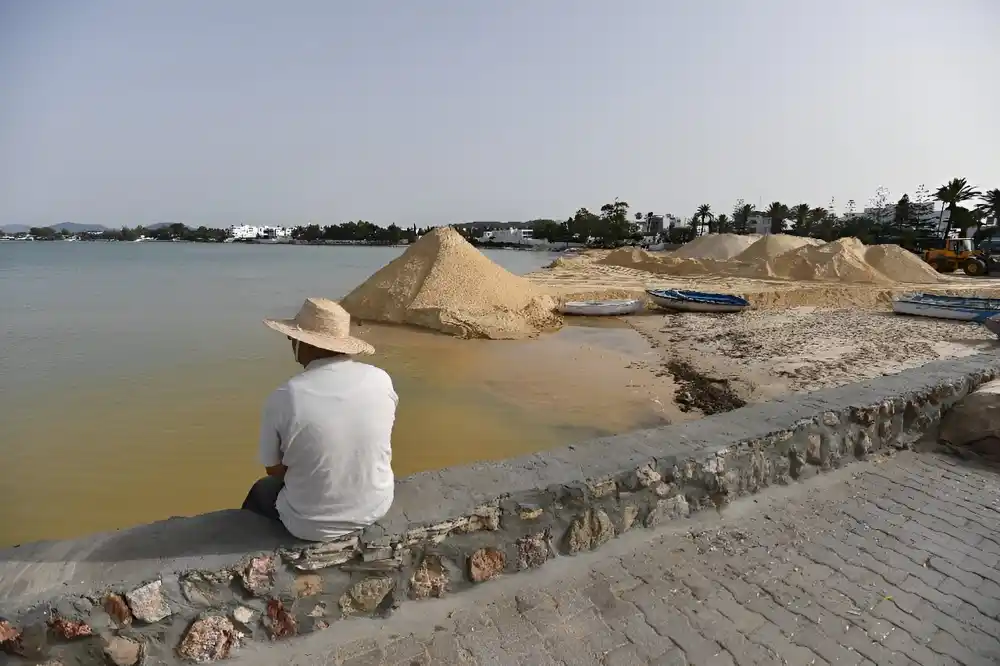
[892,294,1000,321]
[646,289,749,313]
[559,299,643,316]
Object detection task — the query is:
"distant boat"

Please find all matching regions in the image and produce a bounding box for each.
[646,289,750,313]
[892,293,1000,321]
[558,299,643,316]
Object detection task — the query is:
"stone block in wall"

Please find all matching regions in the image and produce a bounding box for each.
[103,635,144,666]
[281,535,360,571]
[940,378,1000,448]
[181,570,235,607]
[102,593,132,628]
[339,576,395,615]
[564,509,614,554]
[468,548,505,583]
[409,553,450,599]
[177,615,241,662]
[515,531,550,570]
[125,580,171,623]
[238,555,275,596]
[644,495,690,528]
[263,599,297,640]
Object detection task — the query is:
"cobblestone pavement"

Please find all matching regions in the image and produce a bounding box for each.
[236,451,1000,665]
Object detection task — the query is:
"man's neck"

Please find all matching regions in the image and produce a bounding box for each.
[303,355,348,370]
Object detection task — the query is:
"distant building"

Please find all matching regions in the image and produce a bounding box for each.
[748,213,772,235]
[860,205,949,233]
[229,225,292,240]
[475,227,545,246]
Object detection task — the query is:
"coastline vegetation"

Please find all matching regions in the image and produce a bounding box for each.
[8,178,999,249]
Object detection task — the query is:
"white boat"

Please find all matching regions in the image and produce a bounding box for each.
[892,293,1000,322]
[646,289,750,313]
[558,299,643,316]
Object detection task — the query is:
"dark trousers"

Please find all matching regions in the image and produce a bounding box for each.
[242,476,283,521]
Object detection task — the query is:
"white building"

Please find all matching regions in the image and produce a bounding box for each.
[748,213,772,235]
[229,225,293,240]
[475,228,545,246]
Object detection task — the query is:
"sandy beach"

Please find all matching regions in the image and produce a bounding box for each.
[506,237,1000,415]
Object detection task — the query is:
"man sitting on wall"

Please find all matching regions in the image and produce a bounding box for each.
[241,297,397,541]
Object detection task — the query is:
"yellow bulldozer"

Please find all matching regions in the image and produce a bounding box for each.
[920,238,989,276]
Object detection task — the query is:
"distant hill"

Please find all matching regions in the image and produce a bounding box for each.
[52,222,108,232]
[1,222,108,233]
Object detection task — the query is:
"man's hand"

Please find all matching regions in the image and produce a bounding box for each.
[265,464,287,479]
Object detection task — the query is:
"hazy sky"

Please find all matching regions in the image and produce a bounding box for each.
[1,1,997,228]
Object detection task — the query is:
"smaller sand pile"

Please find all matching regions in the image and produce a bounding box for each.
[735,234,821,263]
[340,227,561,339]
[598,247,671,273]
[671,233,761,260]
[864,244,947,283]
[768,237,894,284]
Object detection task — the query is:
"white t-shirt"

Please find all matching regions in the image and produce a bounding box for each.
[258,357,397,541]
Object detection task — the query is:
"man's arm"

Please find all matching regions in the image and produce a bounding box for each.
[259,388,288,476]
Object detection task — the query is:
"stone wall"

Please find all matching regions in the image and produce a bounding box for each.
[2,352,999,665]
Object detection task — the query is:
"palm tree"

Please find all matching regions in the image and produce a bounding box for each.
[696,204,714,235]
[765,202,789,235]
[934,178,981,238]
[716,213,731,233]
[791,203,810,235]
[732,203,753,234]
[809,207,832,240]
[977,189,1000,227]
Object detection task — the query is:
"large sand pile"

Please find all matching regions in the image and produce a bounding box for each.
[864,244,946,283]
[340,227,561,339]
[767,237,895,284]
[734,234,822,263]
[671,233,760,260]
[577,233,947,286]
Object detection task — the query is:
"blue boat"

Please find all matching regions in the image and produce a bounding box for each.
[892,293,1000,322]
[646,289,750,313]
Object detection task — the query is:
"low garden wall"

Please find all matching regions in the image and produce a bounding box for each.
[2,352,999,665]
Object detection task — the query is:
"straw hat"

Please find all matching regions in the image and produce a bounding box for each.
[264,297,375,355]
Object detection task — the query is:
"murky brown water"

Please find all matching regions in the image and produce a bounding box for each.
[0,243,676,546]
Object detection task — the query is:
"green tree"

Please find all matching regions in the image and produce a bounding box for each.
[790,203,810,235]
[868,186,891,234]
[715,213,731,233]
[977,189,1000,228]
[596,199,632,247]
[568,207,601,242]
[695,204,714,235]
[809,208,836,241]
[935,177,981,238]
[532,219,569,243]
[732,202,753,234]
[893,195,911,232]
[28,226,57,239]
[837,215,879,244]
[765,202,789,234]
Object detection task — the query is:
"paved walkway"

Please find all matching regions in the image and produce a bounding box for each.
[236,451,1000,665]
